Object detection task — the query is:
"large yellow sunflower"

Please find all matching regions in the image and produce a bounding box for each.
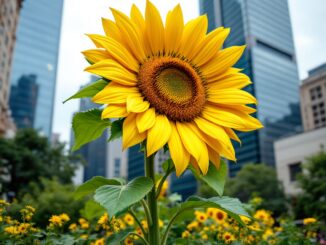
[83,1,263,176]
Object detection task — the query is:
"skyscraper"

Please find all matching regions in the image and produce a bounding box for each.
[9,0,64,137]
[0,0,22,137]
[199,0,302,176]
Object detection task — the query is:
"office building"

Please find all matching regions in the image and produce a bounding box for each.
[9,0,63,137]
[300,63,326,131]
[74,76,127,182]
[199,0,302,174]
[0,0,22,137]
[274,127,326,195]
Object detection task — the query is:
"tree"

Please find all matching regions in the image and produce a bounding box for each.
[0,129,81,196]
[294,151,326,220]
[200,163,286,215]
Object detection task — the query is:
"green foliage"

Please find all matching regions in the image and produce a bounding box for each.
[74,176,122,200]
[94,177,153,217]
[0,128,80,195]
[294,151,326,220]
[72,109,111,151]
[192,161,227,197]
[224,163,286,216]
[8,178,85,228]
[63,79,108,103]
[109,119,124,141]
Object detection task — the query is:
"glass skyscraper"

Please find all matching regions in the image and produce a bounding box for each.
[170,0,302,198]
[9,0,63,137]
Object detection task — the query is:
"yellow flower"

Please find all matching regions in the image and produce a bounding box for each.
[240,215,251,225]
[80,234,88,239]
[0,199,9,206]
[182,230,191,238]
[49,215,63,227]
[141,220,148,230]
[156,179,169,198]
[248,222,261,231]
[4,226,19,235]
[92,238,105,245]
[159,219,164,228]
[98,213,109,229]
[214,209,227,223]
[263,228,274,240]
[123,213,135,226]
[187,221,200,231]
[17,223,30,234]
[200,232,208,240]
[251,197,263,205]
[59,213,70,222]
[69,223,78,231]
[254,209,274,226]
[83,0,262,177]
[124,237,134,245]
[303,217,317,225]
[223,232,235,244]
[195,210,207,223]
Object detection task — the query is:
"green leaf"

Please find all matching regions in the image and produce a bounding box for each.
[162,159,175,173]
[109,119,124,141]
[181,196,249,225]
[80,199,106,220]
[192,160,228,196]
[74,176,122,199]
[63,79,108,103]
[94,177,153,217]
[106,229,133,244]
[72,109,111,151]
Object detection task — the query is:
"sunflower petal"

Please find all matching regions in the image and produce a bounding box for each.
[102,18,123,43]
[122,113,146,150]
[110,8,146,62]
[92,82,139,104]
[179,15,207,58]
[165,4,184,54]
[85,60,137,86]
[168,122,190,176]
[207,89,257,105]
[207,146,221,169]
[86,34,139,72]
[102,104,128,119]
[147,114,172,156]
[176,122,209,175]
[201,46,246,78]
[127,96,150,113]
[224,127,241,143]
[145,0,165,54]
[191,27,230,66]
[82,49,111,64]
[206,73,252,90]
[136,108,156,133]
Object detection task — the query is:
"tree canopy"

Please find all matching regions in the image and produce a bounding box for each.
[0,129,81,197]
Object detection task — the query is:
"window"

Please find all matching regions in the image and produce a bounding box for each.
[312,101,326,128]
[114,158,120,177]
[289,163,301,182]
[310,86,322,101]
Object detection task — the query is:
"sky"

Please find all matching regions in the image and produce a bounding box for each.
[53,0,326,144]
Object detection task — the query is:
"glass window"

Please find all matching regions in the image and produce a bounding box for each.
[289,163,301,182]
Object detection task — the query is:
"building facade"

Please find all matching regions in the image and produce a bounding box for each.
[199,0,302,175]
[300,63,326,131]
[0,0,22,137]
[9,0,63,137]
[274,127,326,195]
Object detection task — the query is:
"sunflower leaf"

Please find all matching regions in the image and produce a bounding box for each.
[63,79,108,103]
[72,109,110,151]
[180,196,249,225]
[74,176,122,200]
[191,160,227,197]
[94,177,153,218]
[108,119,124,141]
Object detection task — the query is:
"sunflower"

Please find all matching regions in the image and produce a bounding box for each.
[83,1,263,176]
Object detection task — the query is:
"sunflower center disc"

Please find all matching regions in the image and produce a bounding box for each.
[138,57,206,122]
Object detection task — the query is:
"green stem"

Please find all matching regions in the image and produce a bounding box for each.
[145,152,160,245]
[161,208,192,245]
[128,209,147,239]
[129,232,150,245]
[140,199,152,225]
[156,167,172,199]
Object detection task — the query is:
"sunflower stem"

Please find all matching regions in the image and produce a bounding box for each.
[145,151,160,245]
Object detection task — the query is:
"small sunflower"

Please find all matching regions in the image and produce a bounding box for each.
[84,1,262,176]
